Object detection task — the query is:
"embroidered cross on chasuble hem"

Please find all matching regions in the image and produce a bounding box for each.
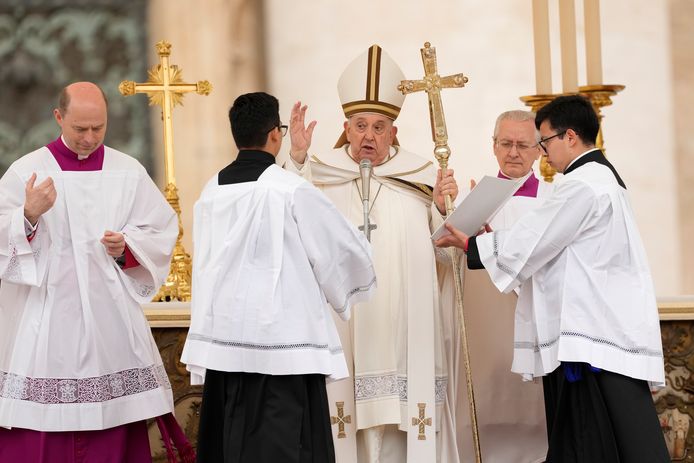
[331,401,352,439]
[411,402,432,440]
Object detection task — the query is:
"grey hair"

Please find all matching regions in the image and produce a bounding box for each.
[492,110,538,141]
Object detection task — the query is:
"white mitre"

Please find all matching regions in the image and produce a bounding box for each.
[334,44,406,148]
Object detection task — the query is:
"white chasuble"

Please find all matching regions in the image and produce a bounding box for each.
[286,146,448,463]
[0,146,177,431]
[440,179,553,463]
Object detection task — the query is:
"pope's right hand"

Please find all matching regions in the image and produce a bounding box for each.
[289,101,317,164]
[24,172,57,226]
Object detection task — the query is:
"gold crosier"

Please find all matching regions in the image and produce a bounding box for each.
[119,40,212,301]
[399,42,482,462]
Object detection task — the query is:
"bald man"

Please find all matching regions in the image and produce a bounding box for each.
[0,82,183,462]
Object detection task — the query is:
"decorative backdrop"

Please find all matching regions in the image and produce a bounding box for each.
[0,0,152,176]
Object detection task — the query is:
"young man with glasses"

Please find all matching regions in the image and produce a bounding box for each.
[182,92,376,463]
[436,95,668,462]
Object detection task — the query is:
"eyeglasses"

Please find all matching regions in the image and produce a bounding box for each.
[494,139,538,154]
[267,123,288,137]
[538,130,567,153]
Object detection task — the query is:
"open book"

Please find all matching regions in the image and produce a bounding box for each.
[431,175,526,240]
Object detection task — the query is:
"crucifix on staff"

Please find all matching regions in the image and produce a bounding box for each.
[400,41,482,463]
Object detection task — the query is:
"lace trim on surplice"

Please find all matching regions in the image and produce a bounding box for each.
[514,331,663,358]
[0,364,171,405]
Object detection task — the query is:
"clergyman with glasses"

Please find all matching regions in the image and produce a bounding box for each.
[435,95,668,462]
[435,109,551,462]
[182,92,377,463]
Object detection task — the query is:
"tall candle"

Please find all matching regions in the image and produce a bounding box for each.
[532,0,552,94]
[584,0,603,85]
[558,0,578,93]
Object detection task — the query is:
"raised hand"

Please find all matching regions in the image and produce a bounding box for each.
[24,173,57,226]
[433,169,459,214]
[101,230,126,257]
[289,101,317,164]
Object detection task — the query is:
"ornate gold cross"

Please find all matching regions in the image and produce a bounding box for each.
[330,401,352,439]
[411,403,432,440]
[119,40,212,302]
[399,41,467,202]
[400,42,481,462]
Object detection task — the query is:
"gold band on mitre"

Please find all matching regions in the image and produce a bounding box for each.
[342,101,401,119]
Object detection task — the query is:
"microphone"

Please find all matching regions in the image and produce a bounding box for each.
[359,159,372,202]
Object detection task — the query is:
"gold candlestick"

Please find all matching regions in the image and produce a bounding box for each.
[578,84,625,154]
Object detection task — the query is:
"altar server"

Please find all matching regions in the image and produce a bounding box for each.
[182,92,376,463]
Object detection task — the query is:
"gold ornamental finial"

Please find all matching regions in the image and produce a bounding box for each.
[118,81,136,96]
[155,40,172,56]
[196,80,212,96]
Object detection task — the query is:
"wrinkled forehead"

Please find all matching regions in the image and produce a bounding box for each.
[497,119,537,141]
[348,112,394,125]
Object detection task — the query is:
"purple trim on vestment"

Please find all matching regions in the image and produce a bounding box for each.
[497,170,539,198]
[46,137,104,171]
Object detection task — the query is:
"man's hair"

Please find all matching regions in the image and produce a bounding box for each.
[57,85,109,115]
[493,110,537,140]
[535,95,599,145]
[228,92,280,149]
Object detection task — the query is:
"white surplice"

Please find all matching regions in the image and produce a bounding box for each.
[0,146,177,431]
[476,162,665,388]
[286,145,448,463]
[181,164,376,384]
[441,178,553,463]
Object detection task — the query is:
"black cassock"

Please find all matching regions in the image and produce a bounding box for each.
[543,365,669,463]
[197,370,334,463]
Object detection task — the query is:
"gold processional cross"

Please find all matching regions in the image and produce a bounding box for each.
[119,40,212,302]
[330,401,352,439]
[399,42,482,461]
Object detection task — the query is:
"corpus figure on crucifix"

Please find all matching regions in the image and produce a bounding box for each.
[285,44,460,463]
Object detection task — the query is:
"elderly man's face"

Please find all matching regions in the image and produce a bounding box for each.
[493,119,540,178]
[345,113,397,165]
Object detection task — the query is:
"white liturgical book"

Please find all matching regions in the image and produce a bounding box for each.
[431,175,526,240]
